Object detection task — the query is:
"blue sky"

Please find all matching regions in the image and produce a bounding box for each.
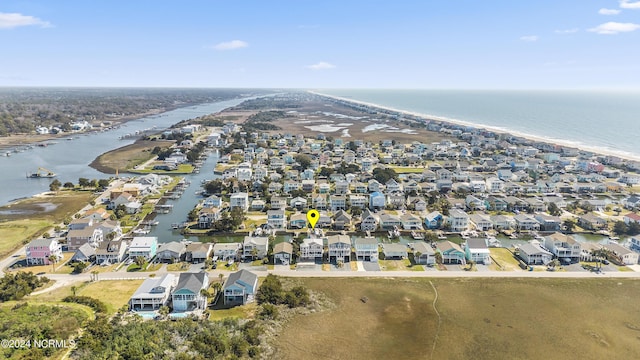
[1,0,639,89]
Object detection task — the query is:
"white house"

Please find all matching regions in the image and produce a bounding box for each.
[230,192,249,211]
[354,237,378,261]
[327,235,351,263]
[243,236,269,259]
[129,274,176,311]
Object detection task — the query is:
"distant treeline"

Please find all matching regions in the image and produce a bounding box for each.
[0,88,272,136]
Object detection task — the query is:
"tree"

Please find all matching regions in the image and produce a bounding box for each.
[78,177,90,188]
[158,305,170,319]
[547,259,561,271]
[49,179,61,192]
[372,167,398,184]
[251,247,258,261]
[295,154,311,170]
[613,220,629,235]
[98,179,110,188]
[91,270,99,282]
[71,286,77,296]
[563,219,576,233]
[134,256,146,267]
[414,251,422,265]
[48,254,58,272]
[435,252,443,265]
[548,202,562,216]
[63,182,75,188]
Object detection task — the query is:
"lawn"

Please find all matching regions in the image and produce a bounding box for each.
[379,259,423,271]
[167,262,191,271]
[0,219,51,257]
[388,165,425,173]
[208,303,257,321]
[488,248,523,271]
[275,277,640,360]
[30,279,144,316]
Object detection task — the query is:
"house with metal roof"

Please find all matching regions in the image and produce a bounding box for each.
[172,272,209,312]
[129,274,176,311]
[223,270,258,306]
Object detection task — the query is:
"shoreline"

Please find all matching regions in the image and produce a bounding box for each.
[309,91,640,163]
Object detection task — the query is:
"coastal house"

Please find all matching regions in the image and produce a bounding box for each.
[300,237,324,261]
[518,243,553,265]
[71,243,96,263]
[354,237,379,261]
[360,209,379,232]
[128,237,158,260]
[156,241,187,263]
[185,242,212,263]
[464,238,491,265]
[327,235,351,263]
[469,213,493,231]
[332,210,352,230]
[369,191,386,210]
[26,238,62,266]
[243,236,269,259]
[412,242,436,265]
[514,214,541,231]
[213,243,241,261]
[289,213,308,229]
[603,243,639,265]
[67,225,104,251]
[436,241,466,264]
[172,272,209,312]
[382,243,408,259]
[424,211,443,230]
[223,269,258,306]
[447,209,469,232]
[577,213,608,230]
[490,214,516,230]
[129,274,176,311]
[229,192,249,211]
[273,242,293,265]
[544,233,581,263]
[95,239,127,265]
[267,209,286,230]
[378,213,401,230]
[400,213,422,230]
[534,214,562,232]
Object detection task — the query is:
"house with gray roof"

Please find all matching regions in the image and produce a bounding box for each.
[274,242,293,265]
[354,237,378,261]
[95,239,127,265]
[223,269,258,306]
[71,242,96,263]
[518,243,552,265]
[172,272,209,312]
[129,274,176,311]
[156,241,187,263]
[412,242,436,265]
[185,242,212,263]
[382,243,408,259]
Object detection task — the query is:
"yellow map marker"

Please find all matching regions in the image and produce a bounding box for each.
[307,209,319,228]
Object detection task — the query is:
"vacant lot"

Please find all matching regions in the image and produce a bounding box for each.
[90,139,173,174]
[30,279,144,315]
[0,191,92,257]
[275,277,640,359]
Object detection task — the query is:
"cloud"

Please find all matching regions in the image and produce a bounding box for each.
[212,40,248,51]
[588,21,640,34]
[620,0,640,9]
[0,12,51,29]
[519,35,539,42]
[555,28,579,34]
[599,8,621,15]
[306,62,336,70]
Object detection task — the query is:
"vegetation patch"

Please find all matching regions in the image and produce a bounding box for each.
[0,302,89,359]
[0,272,50,302]
[275,277,640,359]
[89,139,174,174]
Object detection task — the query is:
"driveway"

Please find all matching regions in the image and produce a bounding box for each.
[362,261,381,271]
[296,261,322,271]
[476,264,490,272]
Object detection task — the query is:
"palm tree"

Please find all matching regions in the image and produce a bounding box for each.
[212,282,222,296]
[71,286,77,296]
[414,251,422,265]
[48,255,57,272]
[134,256,146,267]
[435,252,443,265]
[158,306,170,319]
[251,247,258,261]
[218,273,224,284]
[199,288,210,309]
[91,270,99,282]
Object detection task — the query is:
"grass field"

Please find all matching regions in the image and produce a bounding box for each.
[0,191,93,257]
[30,279,144,315]
[89,139,174,173]
[275,277,640,359]
[488,248,523,271]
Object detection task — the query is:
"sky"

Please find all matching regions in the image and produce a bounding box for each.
[1,0,640,89]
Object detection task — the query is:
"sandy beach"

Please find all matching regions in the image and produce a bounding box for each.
[310,91,640,163]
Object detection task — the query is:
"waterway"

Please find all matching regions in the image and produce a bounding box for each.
[0,98,249,206]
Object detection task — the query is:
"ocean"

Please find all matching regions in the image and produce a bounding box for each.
[316,89,640,161]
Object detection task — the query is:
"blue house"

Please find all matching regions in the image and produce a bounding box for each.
[424,211,443,229]
[203,195,222,208]
[369,191,386,210]
[223,269,258,306]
